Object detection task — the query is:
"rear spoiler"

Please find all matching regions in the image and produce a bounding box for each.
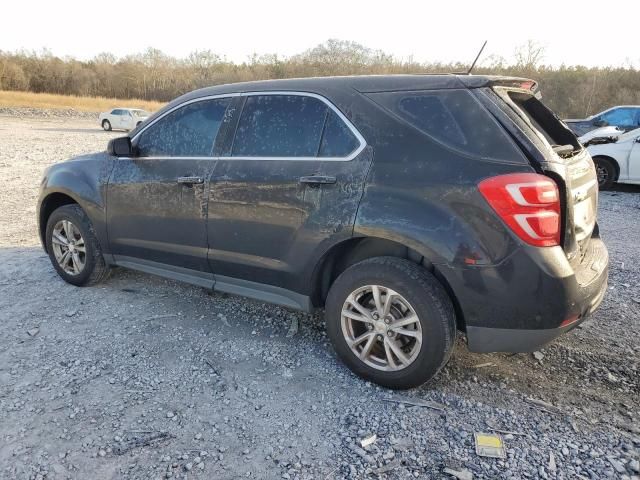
[458,76,540,96]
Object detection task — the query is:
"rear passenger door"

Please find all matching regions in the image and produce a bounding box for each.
[207,92,370,299]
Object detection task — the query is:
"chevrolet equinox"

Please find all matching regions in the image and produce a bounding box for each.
[37,75,609,389]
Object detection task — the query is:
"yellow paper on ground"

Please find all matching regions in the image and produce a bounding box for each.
[474,432,506,458]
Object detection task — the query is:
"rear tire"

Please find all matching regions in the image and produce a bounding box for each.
[325,257,456,389]
[594,157,616,190]
[45,205,110,286]
[102,119,112,131]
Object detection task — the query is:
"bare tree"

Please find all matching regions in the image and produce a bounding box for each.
[514,40,546,69]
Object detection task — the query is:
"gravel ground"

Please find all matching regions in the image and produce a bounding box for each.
[0,113,638,480]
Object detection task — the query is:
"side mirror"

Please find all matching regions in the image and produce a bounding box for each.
[107,136,132,157]
[593,118,607,127]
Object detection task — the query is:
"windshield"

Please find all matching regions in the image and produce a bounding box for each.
[132,110,150,117]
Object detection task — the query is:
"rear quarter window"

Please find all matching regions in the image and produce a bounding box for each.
[367,89,522,162]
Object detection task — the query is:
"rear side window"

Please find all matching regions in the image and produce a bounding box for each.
[368,89,521,161]
[319,110,360,157]
[232,95,328,157]
[136,98,230,157]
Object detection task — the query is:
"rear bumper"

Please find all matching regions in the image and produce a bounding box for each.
[465,272,607,352]
[438,235,609,353]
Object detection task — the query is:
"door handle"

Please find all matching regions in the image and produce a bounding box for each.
[299,175,336,185]
[177,176,204,185]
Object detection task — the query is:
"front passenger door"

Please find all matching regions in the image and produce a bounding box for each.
[628,136,640,182]
[107,97,231,277]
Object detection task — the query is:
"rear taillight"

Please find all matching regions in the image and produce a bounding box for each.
[479,173,561,247]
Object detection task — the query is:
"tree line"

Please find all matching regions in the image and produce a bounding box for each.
[1,39,639,118]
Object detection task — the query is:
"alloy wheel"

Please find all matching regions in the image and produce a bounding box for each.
[51,220,86,275]
[596,164,608,186]
[341,285,422,371]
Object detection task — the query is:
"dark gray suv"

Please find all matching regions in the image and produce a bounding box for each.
[37,75,609,389]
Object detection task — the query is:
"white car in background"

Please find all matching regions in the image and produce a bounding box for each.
[99,108,150,132]
[587,128,640,189]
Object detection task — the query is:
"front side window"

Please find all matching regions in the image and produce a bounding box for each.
[232,95,328,157]
[135,98,230,157]
[599,108,638,128]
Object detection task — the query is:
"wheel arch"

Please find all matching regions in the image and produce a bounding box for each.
[38,192,81,250]
[309,236,465,330]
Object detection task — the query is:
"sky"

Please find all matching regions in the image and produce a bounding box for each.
[2,0,639,67]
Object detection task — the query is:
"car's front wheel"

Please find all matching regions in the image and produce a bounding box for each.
[102,119,112,131]
[325,257,456,389]
[45,205,110,286]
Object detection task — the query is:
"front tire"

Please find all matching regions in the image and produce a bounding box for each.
[45,205,110,286]
[325,257,456,389]
[594,156,616,190]
[102,119,112,131]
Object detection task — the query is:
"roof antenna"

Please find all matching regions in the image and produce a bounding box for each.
[467,40,487,75]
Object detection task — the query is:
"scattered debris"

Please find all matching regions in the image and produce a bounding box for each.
[360,434,377,448]
[323,466,340,479]
[525,397,562,415]
[113,432,174,456]
[607,457,626,474]
[217,313,231,327]
[27,327,39,337]
[286,316,299,337]
[533,351,544,361]
[373,459,400,475]
[472,362,495,368]
[382,397,446,412]
[65,310,78,317]
[443,467,473,480]
[485,420,527,436]
[348,443,375,464]
[146,314,178,321]
[474,432,506,458]
[203,359,220,375]
[607,371,619,383]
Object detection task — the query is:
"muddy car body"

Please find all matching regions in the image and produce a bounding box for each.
[38,75,609,388]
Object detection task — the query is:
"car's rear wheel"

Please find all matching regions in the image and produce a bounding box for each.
[45,205,110,286]
[102,119,112,131]
[593,156,616,190]
[325,257,456,389]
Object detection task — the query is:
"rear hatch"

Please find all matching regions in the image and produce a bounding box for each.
[476,82,598,267]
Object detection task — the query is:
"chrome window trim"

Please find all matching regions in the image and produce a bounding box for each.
[128,91,366,162]
[130,93,239,147]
